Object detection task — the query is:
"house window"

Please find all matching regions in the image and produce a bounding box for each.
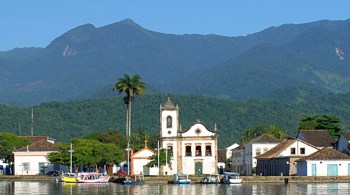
[185,145,192,156]
[300,148,305,155]
[291,147,296,155]
[23,162,30,171]
[263,147,269,153]
[256,148,261,156]
[166,116,172,128]
[205,145,212,156]
[195,145,202,156]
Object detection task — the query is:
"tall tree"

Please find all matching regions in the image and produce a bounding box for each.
[113,74,145,175]
[113,74,146,141]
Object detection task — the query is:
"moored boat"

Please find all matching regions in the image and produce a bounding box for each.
[171,174,191,184]
[200,174,220,184]
[123,174,145,185]
[77,172,110,183]
[61,173,79,183]
[221,172,242,184]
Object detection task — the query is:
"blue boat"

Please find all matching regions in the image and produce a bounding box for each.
[123,175,145,185]
[172,174,191,184]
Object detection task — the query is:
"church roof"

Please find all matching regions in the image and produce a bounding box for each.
[162,97,176,109]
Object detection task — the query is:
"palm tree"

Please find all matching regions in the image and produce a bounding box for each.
[113,74,146,139]
[113,74,145,175]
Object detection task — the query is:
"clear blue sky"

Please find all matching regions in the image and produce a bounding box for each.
[1,1,349,51]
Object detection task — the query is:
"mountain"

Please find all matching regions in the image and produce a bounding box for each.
[0,18,349,105]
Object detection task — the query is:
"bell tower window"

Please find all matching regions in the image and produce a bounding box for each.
[167,116,172,128]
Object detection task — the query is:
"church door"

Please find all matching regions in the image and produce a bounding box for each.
[195,162,202,176]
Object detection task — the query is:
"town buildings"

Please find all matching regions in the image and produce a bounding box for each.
[159,98,218,175]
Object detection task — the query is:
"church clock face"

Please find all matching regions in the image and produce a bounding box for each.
[168,130,171,135]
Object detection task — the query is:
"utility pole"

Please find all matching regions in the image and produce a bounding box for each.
[68,143,74,173]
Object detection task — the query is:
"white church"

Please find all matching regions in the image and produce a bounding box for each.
[159,98,218,175]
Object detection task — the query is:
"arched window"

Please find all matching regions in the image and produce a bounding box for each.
[166,116,172,128]
[185,145,192,156]
[195,145,202,156]
[205,145,212,156]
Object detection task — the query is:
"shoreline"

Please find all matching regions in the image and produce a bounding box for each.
[1,175,350,183]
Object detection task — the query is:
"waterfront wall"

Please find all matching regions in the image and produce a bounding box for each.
[1,175,350,183]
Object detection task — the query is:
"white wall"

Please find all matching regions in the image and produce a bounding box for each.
[304,160,350,176]
[14,152,49,175]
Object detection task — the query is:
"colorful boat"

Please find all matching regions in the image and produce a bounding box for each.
[61,173,79,183]
[172,174,191,184]
[123,174,145,185]
[77,172,110,183]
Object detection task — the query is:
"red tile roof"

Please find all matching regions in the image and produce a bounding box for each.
[19,136,48,143]
[297,130,334,147]
[15,139,60,152]
[297,147,350,161]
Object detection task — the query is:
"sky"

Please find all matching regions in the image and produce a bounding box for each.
[1,1,350,51]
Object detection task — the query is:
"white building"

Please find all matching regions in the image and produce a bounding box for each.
[217,143,239,174]
[13,136,66,175]
[231,134,280,175]
[297,147,350,176]
[159,98,218,176]
[256,139,319,176]
[130,141,158,176]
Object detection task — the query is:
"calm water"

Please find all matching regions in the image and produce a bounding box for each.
[0,181,350,195]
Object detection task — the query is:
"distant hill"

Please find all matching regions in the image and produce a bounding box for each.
[0,18,349,105]
[1,89,350,147]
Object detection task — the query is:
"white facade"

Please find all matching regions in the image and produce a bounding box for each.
[297,160,350,176]
[226,143,239,160]
[231,134,280,175]
[13,138,66,175]
[130,147,155,175]
[159,98,218,175]
[13,151,66,175]
[297,147,350,176]
[256,139,319,176]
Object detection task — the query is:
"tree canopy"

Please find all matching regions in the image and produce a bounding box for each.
[0,132,31,163]
[298,114,343,138]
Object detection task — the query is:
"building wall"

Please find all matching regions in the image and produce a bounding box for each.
[14,152,49,175]
[279,141,318,156]
[299,160,350,176]
[247,143,278,175]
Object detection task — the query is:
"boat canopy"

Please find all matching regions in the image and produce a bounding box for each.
[223,172,240,176]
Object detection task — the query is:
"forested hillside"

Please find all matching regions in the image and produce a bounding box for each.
[0,19,350,105]
[1,88,350,147]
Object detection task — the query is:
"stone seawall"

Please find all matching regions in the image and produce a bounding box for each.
[1,175,350,183]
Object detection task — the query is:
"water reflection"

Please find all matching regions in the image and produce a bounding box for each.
[1,181,350,194]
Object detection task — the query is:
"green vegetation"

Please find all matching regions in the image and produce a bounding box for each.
[0,132,31,163]
[1,87,350,148]
[298,114,343,138]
